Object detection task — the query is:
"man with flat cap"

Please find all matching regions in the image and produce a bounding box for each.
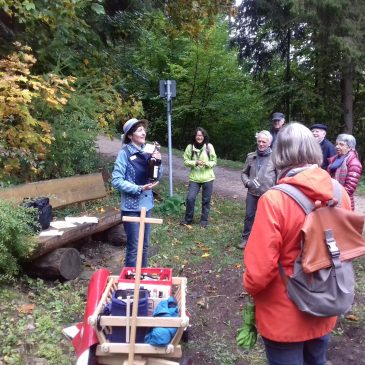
[310,123,336,170]
[270,112,285,148]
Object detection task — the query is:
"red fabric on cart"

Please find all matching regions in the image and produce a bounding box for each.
[72,268,110,365]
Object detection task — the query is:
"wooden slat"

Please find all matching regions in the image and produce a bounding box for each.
[0,173,106,208]
[96,343,182,356]
[99,316,185,327]
[96,355,179,365]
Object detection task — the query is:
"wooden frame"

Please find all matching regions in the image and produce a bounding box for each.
[88,275,189,364]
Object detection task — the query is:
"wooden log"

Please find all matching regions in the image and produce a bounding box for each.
[93,224,127,246]
[32,207,121,259]
[24,247,81,280]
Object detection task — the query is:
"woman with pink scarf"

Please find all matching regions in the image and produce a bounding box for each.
[328,134,362,210]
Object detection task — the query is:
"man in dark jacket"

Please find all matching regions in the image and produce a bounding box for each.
[238,130,277,249]
[309,123,336,170]
[270,112,285,148]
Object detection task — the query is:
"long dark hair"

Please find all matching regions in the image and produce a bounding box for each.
[191,127,209,148]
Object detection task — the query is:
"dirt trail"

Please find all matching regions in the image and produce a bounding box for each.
[96,135,365,215]
[96,135,245,202]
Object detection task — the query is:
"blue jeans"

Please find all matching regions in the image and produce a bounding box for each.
[262,334,330,365]
[122,210,152,267]
[184,180,213,224]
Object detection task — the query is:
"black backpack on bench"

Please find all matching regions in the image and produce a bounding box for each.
[22,197,53,231]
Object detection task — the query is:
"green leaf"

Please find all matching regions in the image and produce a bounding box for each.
[24,1,36,11]
[91,3,105,15]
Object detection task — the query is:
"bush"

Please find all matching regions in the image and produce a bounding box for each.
[0,200,37,282]
[41,112,101,179]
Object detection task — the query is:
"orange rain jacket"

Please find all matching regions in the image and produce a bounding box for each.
[243,166,351,342]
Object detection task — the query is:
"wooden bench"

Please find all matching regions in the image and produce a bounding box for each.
[0,173,123,280]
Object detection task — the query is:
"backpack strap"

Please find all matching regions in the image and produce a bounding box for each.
[206,143,210,159]
[272,184,314,214]
[190,144,194,159]
[273,179,342,211]
[191,143,210,160]
[329,178,342,207]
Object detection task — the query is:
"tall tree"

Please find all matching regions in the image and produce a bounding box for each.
[304,0,365,133]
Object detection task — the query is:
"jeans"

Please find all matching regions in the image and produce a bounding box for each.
[262,334,330,365]
[122,210,152,267]
[242,193,259,240]
[184,181,213,224]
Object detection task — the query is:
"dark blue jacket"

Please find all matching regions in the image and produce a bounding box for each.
[320,139,336,170]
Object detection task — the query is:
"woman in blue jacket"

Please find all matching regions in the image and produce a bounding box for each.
[112,118,162,267]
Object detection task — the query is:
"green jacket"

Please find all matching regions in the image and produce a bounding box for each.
[183,143,217,183]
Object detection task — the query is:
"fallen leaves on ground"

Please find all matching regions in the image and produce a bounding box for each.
[17,303,35,314]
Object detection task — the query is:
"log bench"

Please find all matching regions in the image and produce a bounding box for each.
[0,173,123,281]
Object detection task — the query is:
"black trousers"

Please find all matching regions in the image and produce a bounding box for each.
[242,193,259,240]
[184,181,214,224]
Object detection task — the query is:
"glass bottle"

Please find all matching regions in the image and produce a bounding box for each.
[147,142,161,182]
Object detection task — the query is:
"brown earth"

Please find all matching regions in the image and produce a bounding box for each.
[87,135,365,365]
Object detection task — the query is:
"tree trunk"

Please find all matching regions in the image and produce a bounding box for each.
[285,27,291,120]
[24,247,81,281]
[342,66,354,133]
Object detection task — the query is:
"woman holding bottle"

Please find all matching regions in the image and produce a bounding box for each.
[112,118,162,267]
[181,127,217,228]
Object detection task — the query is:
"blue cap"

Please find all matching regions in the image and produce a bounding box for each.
[271,112,285,121]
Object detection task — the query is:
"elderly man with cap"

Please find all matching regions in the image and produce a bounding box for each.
[112,118,162,267]
[309,123,336,170]
[270,112,285,147]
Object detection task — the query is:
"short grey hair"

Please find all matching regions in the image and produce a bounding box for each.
[272,122,323,170]
[336,134,356,149]
[255,130,273,144]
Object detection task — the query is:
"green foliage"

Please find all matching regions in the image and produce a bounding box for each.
[154,194,185,215]
[0,200,37,282]
[126,13,265,160]
[234,0,365,135]
[41,112,100,179]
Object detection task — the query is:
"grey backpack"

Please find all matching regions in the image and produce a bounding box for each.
[273,181,355,317]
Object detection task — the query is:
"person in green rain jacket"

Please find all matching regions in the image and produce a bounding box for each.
[180,127,217,228]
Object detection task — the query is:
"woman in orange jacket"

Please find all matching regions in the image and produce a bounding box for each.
[243,123,351,365]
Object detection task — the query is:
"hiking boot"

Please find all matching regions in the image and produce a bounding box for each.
[200,221,208,228]
[237,239,247,249]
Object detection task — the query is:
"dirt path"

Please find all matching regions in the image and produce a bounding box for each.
[96,135,365,215]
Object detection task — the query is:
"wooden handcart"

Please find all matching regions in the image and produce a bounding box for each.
[88,208,190,365]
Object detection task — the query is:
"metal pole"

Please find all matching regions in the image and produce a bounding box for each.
[166,80,173,196]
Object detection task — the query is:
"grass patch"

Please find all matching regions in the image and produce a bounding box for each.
[356,175,365,195]
[151,181,244,270]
